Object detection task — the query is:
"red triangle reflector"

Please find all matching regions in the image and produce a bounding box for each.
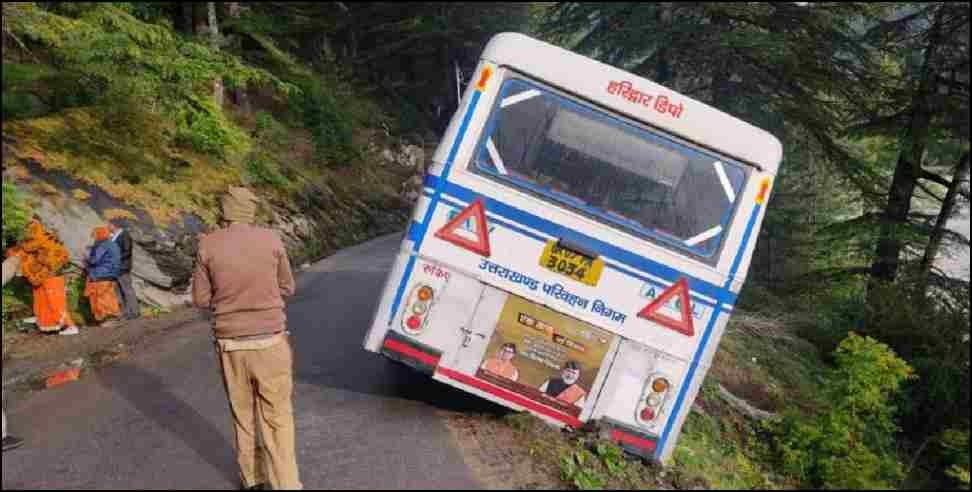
[637,278,695,337]
[435,199,492,257]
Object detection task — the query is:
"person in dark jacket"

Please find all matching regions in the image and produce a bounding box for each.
[85,227,123,325]
[87,228,121,281]
[108,222,141,320]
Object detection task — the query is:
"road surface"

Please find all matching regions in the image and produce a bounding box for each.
[1,234,499,490]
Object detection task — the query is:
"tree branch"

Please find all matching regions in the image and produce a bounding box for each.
[798,267,875,284]
[915,179,947,203]
[920,169,953,188]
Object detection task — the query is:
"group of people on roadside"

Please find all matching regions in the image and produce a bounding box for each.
[3,221,141,454]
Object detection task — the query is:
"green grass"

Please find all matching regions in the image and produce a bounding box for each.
[499,412,663,490]
[2,62,76,120]
[2,278,33,319]
[64,270,95,326]
[710,314,828,414]
[674,384,784,490]
[1,62,55,90]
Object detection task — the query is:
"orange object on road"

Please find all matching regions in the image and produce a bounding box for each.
[33,275,74,332]
[46,368,81,389]
[85,280,121,322]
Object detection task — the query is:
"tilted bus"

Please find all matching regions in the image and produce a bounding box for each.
[364,32,783,463]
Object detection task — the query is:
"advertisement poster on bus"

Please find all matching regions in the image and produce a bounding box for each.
[477,295,617,418]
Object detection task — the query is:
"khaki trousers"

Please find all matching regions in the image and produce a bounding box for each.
[217,335,302,490]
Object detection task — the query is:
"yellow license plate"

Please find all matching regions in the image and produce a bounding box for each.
[539,240,604,287]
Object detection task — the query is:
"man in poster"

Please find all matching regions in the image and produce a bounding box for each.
[481,343,521,382]
[539,361,588,409]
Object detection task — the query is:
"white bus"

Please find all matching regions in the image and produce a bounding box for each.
[364,33,782,464]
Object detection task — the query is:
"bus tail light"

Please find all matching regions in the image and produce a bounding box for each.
[403,284,435,336]
[636,374,672,426]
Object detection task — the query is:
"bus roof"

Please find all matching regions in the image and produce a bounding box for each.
[480,33,783,174]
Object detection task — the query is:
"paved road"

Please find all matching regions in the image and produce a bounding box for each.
[2,234,499,490]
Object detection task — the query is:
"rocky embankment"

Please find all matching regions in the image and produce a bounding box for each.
[2,138,428,311]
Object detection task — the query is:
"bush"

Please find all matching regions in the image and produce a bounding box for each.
[2,280,33,325]
[290,79,357,166]
[392,95,425,137]
[2,181,33,250]
[560,445,608,491]
[245,154,288,189]
[1,63,58,120]
[940,430,971,490]
[65,272,95,326]
[769,333,915,490]
[2,93,42,120]
[862,282,970,441]
[174,100,250,159]
[254,111,289,145]
[1,62,53,90]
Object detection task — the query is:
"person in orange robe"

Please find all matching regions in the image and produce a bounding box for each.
[33,275,78,335]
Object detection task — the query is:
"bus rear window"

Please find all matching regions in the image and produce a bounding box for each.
[472,78,749,259]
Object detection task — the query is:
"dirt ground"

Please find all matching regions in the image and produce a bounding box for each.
[440,411,571,491]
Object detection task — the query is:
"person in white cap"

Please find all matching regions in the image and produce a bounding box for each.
[193,187,300,490]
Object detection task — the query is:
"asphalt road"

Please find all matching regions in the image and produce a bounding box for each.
[2,234,500,490]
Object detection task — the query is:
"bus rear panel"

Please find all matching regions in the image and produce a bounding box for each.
[364,33,782,464]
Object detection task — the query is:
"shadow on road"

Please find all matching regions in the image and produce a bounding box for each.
[96,363,240,485]
[290,268,511,417]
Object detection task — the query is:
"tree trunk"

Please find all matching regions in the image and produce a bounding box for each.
[207,2,224,108]
[224,2,249,111]
[176,2,194,34]
[174,2,194,34]
[867,7,945,303]
[919,151,970,291]
[654,3,673,84]
[322,34,335,63]
[192,3,208,36]
[709,13,733,112]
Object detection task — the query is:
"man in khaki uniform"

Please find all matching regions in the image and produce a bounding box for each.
[192,187,301,491]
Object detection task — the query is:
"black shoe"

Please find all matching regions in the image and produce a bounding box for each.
[241,484,267,491]
[2,436,25,452]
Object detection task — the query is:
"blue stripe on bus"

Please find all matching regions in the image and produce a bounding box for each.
[728,205,762,283]
[407,221,422,243]
[424,176,737,306]
[388,91,483,325]
[654,203,763,460]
